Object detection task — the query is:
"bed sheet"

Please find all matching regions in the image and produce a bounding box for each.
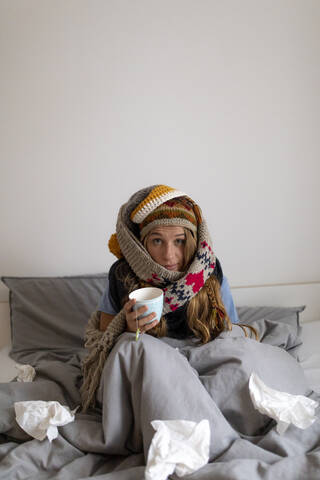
[299,320,320,393]
[0,315,320,480]
[1,318,319,387]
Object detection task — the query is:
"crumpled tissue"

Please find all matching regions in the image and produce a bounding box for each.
[15,364,36,382]
[249,372,319,435]
[145,419,210,480]
[14,400,77,442]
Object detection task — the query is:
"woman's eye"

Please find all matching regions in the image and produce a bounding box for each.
[152,238,162,245]
[175,239,185,245]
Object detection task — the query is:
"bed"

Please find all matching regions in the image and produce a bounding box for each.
[0,274,320,480]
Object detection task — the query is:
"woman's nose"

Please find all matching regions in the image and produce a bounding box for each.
[163,243,175,260]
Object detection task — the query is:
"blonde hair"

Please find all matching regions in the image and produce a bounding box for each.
[187,275,231,343]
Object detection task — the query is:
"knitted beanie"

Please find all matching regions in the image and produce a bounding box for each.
[130,185,186,223]
[137,196,198,239]
[108,185,202,258]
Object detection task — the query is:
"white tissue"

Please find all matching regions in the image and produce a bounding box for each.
[145,419,210,480]
[15,364,36,382]
[249,372,319,435]
[14,400,77,442]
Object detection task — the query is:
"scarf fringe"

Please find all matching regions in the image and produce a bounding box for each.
[80,309,126,412]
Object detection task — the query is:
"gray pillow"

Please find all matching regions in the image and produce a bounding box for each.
[237,305,305,357]
[237,305,305,333]
[2,274,305,363]
[1,274,108,361]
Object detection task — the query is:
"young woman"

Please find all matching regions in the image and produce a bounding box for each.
[81,184,252,413]
[99,221,239,339]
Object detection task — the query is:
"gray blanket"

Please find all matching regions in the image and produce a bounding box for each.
[0,319,320,480]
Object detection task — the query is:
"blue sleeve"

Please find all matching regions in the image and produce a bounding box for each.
[98,276,119,315]
[220,276,239,324]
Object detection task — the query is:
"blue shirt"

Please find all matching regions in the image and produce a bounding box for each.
[98,275,239,324]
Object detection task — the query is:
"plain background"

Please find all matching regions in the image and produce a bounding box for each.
[1,0,319,302]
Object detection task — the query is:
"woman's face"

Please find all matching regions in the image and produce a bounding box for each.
[145,226,185,271]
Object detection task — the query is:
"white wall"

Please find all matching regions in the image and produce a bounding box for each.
[1,0,320,302]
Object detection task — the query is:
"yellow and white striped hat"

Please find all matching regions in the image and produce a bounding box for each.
[130,185,187,224]
[130,185,200,240]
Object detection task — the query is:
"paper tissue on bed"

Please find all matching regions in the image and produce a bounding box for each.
[14,400,77,442]
[145,419,210,480]
[249,372,319,435]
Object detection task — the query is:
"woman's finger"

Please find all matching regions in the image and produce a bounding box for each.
[139,313,158,332]
[135,305,148,316]
[141,319,159,334]
[125,298,136,313]
[127,305,147,323]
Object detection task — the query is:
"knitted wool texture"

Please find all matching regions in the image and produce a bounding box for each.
[81,185,217,411]
[130,185,186,223]
[80,309,127,412]
[138,196,198,240]
[115,185,216,314]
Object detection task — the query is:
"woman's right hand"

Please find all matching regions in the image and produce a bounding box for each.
[124,298,159,334]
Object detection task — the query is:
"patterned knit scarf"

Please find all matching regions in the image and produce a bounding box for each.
[115,185,216,313]
[80,185,216,412]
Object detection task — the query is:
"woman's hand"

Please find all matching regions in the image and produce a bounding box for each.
[124,298,159,334]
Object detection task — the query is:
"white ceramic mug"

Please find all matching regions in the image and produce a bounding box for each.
[129,287,163,324]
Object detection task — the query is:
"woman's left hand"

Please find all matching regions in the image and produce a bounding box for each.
[124,298,159,334]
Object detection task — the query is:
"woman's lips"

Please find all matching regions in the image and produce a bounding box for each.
[165,264,178,271]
